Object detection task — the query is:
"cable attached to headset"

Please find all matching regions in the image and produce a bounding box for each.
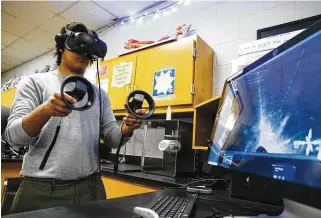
[114,133,125,173]
[95,58,125,174]
[96,61,102,174]
[39,118,62,170]
[95,60,104,200]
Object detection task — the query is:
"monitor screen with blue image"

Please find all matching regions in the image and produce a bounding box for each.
[208,24,321,189]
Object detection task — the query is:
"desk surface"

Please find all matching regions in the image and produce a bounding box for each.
[3,189,283,218]
[101,164,193,188]
[1,161,193,188]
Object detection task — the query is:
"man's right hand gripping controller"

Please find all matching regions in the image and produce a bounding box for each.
[43,93,77,117]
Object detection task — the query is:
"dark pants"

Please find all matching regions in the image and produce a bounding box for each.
[10,173,106,214]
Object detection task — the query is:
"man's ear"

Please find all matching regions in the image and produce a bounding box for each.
[59,48,63,52]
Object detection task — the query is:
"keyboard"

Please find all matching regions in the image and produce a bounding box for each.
[149,196,196,218]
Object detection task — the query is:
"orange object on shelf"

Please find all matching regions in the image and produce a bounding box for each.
[124,39,155,49]
[124,24,192,50]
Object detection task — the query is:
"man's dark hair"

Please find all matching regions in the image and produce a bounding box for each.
[54,22,93,66]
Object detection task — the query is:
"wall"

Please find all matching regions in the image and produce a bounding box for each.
[2,0,321,95]
[1,51,55,83]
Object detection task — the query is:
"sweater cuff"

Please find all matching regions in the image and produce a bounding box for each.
[11,117,37,144]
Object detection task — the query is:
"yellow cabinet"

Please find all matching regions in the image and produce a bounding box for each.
[101,35,214,114]
[135,38,195,107]
[100,54,137,110]
[192,96,221,150]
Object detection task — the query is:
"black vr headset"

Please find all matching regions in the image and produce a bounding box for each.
[55,22,107,60]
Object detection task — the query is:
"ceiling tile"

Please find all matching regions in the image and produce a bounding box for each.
[1,53,25,66]
[24,27,56,50]
[1,12,34,37]
[1,54,25,74]
[59,1,115,30]
[38,15,71,34]
[37,1,76,14]
[2,1,55,26]
[1,46,32,62]
[9,38,33,50]
[1,30,19,45]
[1,62,15,71]
[94,1,155,18]
[10,38,50,57]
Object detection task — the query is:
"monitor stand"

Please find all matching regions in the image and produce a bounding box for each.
[223,198,321,218]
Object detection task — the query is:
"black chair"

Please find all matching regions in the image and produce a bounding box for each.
[1,105,10,135]
[1,178,22,215]
[1,105,10,154]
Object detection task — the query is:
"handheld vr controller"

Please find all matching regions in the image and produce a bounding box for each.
[61,76,96,111]
[60,76,156,118]
[125,90,156,119]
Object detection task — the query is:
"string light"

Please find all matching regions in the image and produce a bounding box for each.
[177,0,184,4]
[97,0,182,32]
[137,16,143,24]
[153,11,160,20]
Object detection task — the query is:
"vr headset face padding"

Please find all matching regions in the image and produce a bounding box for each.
[64,32,107,59]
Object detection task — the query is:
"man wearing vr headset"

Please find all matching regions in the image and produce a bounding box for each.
[5,22,144,213]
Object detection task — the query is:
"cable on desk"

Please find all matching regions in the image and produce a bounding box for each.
[203,205,261,218]
[201,199,264,218]
[184,178,226,187]
[194,192,231,218]
[196,196,280,214]
[202,206,234,218]
[209,207,270,218]
[211,207,235,218]
[165,178,229,195]
[197,196,239,205]
[164,178,218,190]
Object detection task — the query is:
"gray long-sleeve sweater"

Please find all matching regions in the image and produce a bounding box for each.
[5,70,130,180]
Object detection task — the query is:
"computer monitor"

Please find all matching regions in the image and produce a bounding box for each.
[206,20,321,217]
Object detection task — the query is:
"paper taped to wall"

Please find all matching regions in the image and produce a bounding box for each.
[111,62,133,88]
[239,29,305,56]
[232,29,305,74]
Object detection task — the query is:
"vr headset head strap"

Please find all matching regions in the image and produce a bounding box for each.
[63,22,94,37]
[64,29,74,38]
[55,22,107,60]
